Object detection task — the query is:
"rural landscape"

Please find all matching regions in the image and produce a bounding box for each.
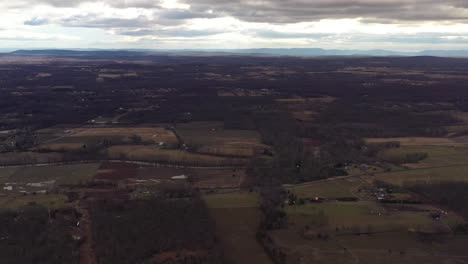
[0,50,467,264]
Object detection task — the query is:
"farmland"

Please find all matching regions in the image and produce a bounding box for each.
[204,192,273,264]
[3,163,100,185]
[286,201,435,231]
[191,168,247,189]
[175,121,268,157]
[0,194,69,210]
[285,179,363,199]
[1,53,468,263]
[38,126,179,150]
[374,165,468,185]
[366,137,460,146]
[106,145,247,166]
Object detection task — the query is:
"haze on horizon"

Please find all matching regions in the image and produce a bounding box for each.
[1,0,468,51]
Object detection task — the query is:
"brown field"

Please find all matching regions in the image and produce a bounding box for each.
[196,143,267,157]
[69,127,178,144]
[106,145,247,166]
[292,110,319,122]
[37,143,85,151]
[217,88,274,97]
[95,162,138,180]
[176,122,268,157]
[366,137,460,146]
[276,96,336,122]
[137,167,189,179]
[276,96,336,104]
[191,168,247,189]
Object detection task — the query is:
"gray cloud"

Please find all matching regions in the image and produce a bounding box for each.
[244,29,468,45]
[24,17,49,26]
[59,14,152,28]
[117,28,224,37]
[55,7,219,29]
[177,0,468,23]
[158,9,218,20]
[10,0,468,25]
[251,30,330,39]
[10,0,162,8]
[104,0,162,9]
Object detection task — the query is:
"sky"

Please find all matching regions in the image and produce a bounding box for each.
[1,0,468,51]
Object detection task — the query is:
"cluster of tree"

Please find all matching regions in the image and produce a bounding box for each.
[316,98,459,138]
[90,197,225,264]
[257,187,289,264]
[0,206,79,264]
[384,152,429,164]
[365,141,400,157]
[257,187,288,232]
[408,182,468,220]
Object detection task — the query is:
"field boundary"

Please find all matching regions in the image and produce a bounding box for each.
[0,159,250,169]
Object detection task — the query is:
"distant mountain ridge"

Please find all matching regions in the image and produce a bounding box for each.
[5,48,468,57]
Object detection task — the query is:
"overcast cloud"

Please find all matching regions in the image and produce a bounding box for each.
[1,0,468,50]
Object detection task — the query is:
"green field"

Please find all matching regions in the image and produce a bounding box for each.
[286,179,363,199]
[203,192,272,264]
[379,145,463,159]
[0,152,65,166]
[378,145,468,167]
[1,163,100,185]
[270,207,466,264]
[337,232,468,264]
[286,201,435,232]
[0,167,19,182]
[0,194,69,210]
[374,165,468,185]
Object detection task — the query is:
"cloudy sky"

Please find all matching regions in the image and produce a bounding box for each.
[1,0,468,51]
